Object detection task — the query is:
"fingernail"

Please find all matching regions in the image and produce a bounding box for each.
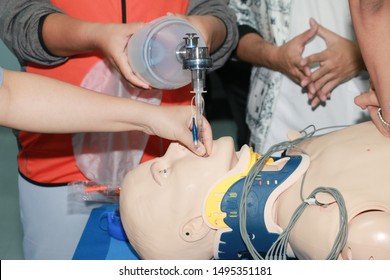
[195,145,205,156]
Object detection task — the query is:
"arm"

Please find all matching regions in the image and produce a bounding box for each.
[186,0,238,70]
[349,0,390,136]
[42,6,236,86]
[41,13,149,88]
[341,211,390,260]
[0,0,65,65]
[0,67,212,156]
[0,0,149,88]
[228,0,317,86]
[235,26,318,86]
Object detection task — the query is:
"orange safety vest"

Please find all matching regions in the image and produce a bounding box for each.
[19,0,191,185]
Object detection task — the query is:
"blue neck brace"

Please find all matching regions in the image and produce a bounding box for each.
[216,154,308,260]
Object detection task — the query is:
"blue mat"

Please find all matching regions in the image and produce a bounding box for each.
[73,204,140,260]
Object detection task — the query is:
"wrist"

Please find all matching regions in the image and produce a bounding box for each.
[267,46,283,72]
[237,34,276,68]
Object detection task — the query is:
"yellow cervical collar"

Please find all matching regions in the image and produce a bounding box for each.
[204,149,273,229]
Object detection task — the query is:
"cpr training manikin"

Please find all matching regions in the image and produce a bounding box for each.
[119,121,390,260]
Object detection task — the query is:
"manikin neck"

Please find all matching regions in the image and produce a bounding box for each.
[202,147,310,260]
[203,145,261,229]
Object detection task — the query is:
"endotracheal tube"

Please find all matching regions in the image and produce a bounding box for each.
[179,33,212,145]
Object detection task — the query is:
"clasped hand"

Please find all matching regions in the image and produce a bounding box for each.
[278,18,364,109]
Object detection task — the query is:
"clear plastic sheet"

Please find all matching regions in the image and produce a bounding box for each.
[72,60,162,186]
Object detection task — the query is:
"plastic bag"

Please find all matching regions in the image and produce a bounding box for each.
[72,60,162,186]
[68,181,120,204]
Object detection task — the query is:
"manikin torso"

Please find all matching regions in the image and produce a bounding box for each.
[279,121,390,260]
[206,121,390,260]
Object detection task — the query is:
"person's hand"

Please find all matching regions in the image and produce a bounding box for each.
[272,22,318,85]
[301,18,365,108]
[355,85,390,137]
[92,22,152,89]
[143,105,213,156]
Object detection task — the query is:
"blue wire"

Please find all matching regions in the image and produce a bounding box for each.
[192,117,198,145]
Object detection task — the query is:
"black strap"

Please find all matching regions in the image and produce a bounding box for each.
[38,13,58,57]
[121,0,127,23]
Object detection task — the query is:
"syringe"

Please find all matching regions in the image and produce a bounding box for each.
[179,33,212,145]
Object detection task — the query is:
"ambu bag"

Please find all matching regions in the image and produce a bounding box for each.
[72,60,162,186]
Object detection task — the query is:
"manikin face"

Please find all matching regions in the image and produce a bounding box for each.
[120,137,240,259]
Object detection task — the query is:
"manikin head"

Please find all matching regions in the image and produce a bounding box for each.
[120,136,252,259]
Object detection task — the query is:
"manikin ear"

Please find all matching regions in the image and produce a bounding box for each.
[180,216,211,242]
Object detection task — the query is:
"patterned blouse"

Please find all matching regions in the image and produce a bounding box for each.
[228,0,293,151]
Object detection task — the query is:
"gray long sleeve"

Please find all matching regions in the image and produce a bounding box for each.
[187,0,238,71]
[0,0,66,66]
[0,0,237,70]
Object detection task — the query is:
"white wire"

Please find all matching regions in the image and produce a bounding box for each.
[239,125,349,260]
